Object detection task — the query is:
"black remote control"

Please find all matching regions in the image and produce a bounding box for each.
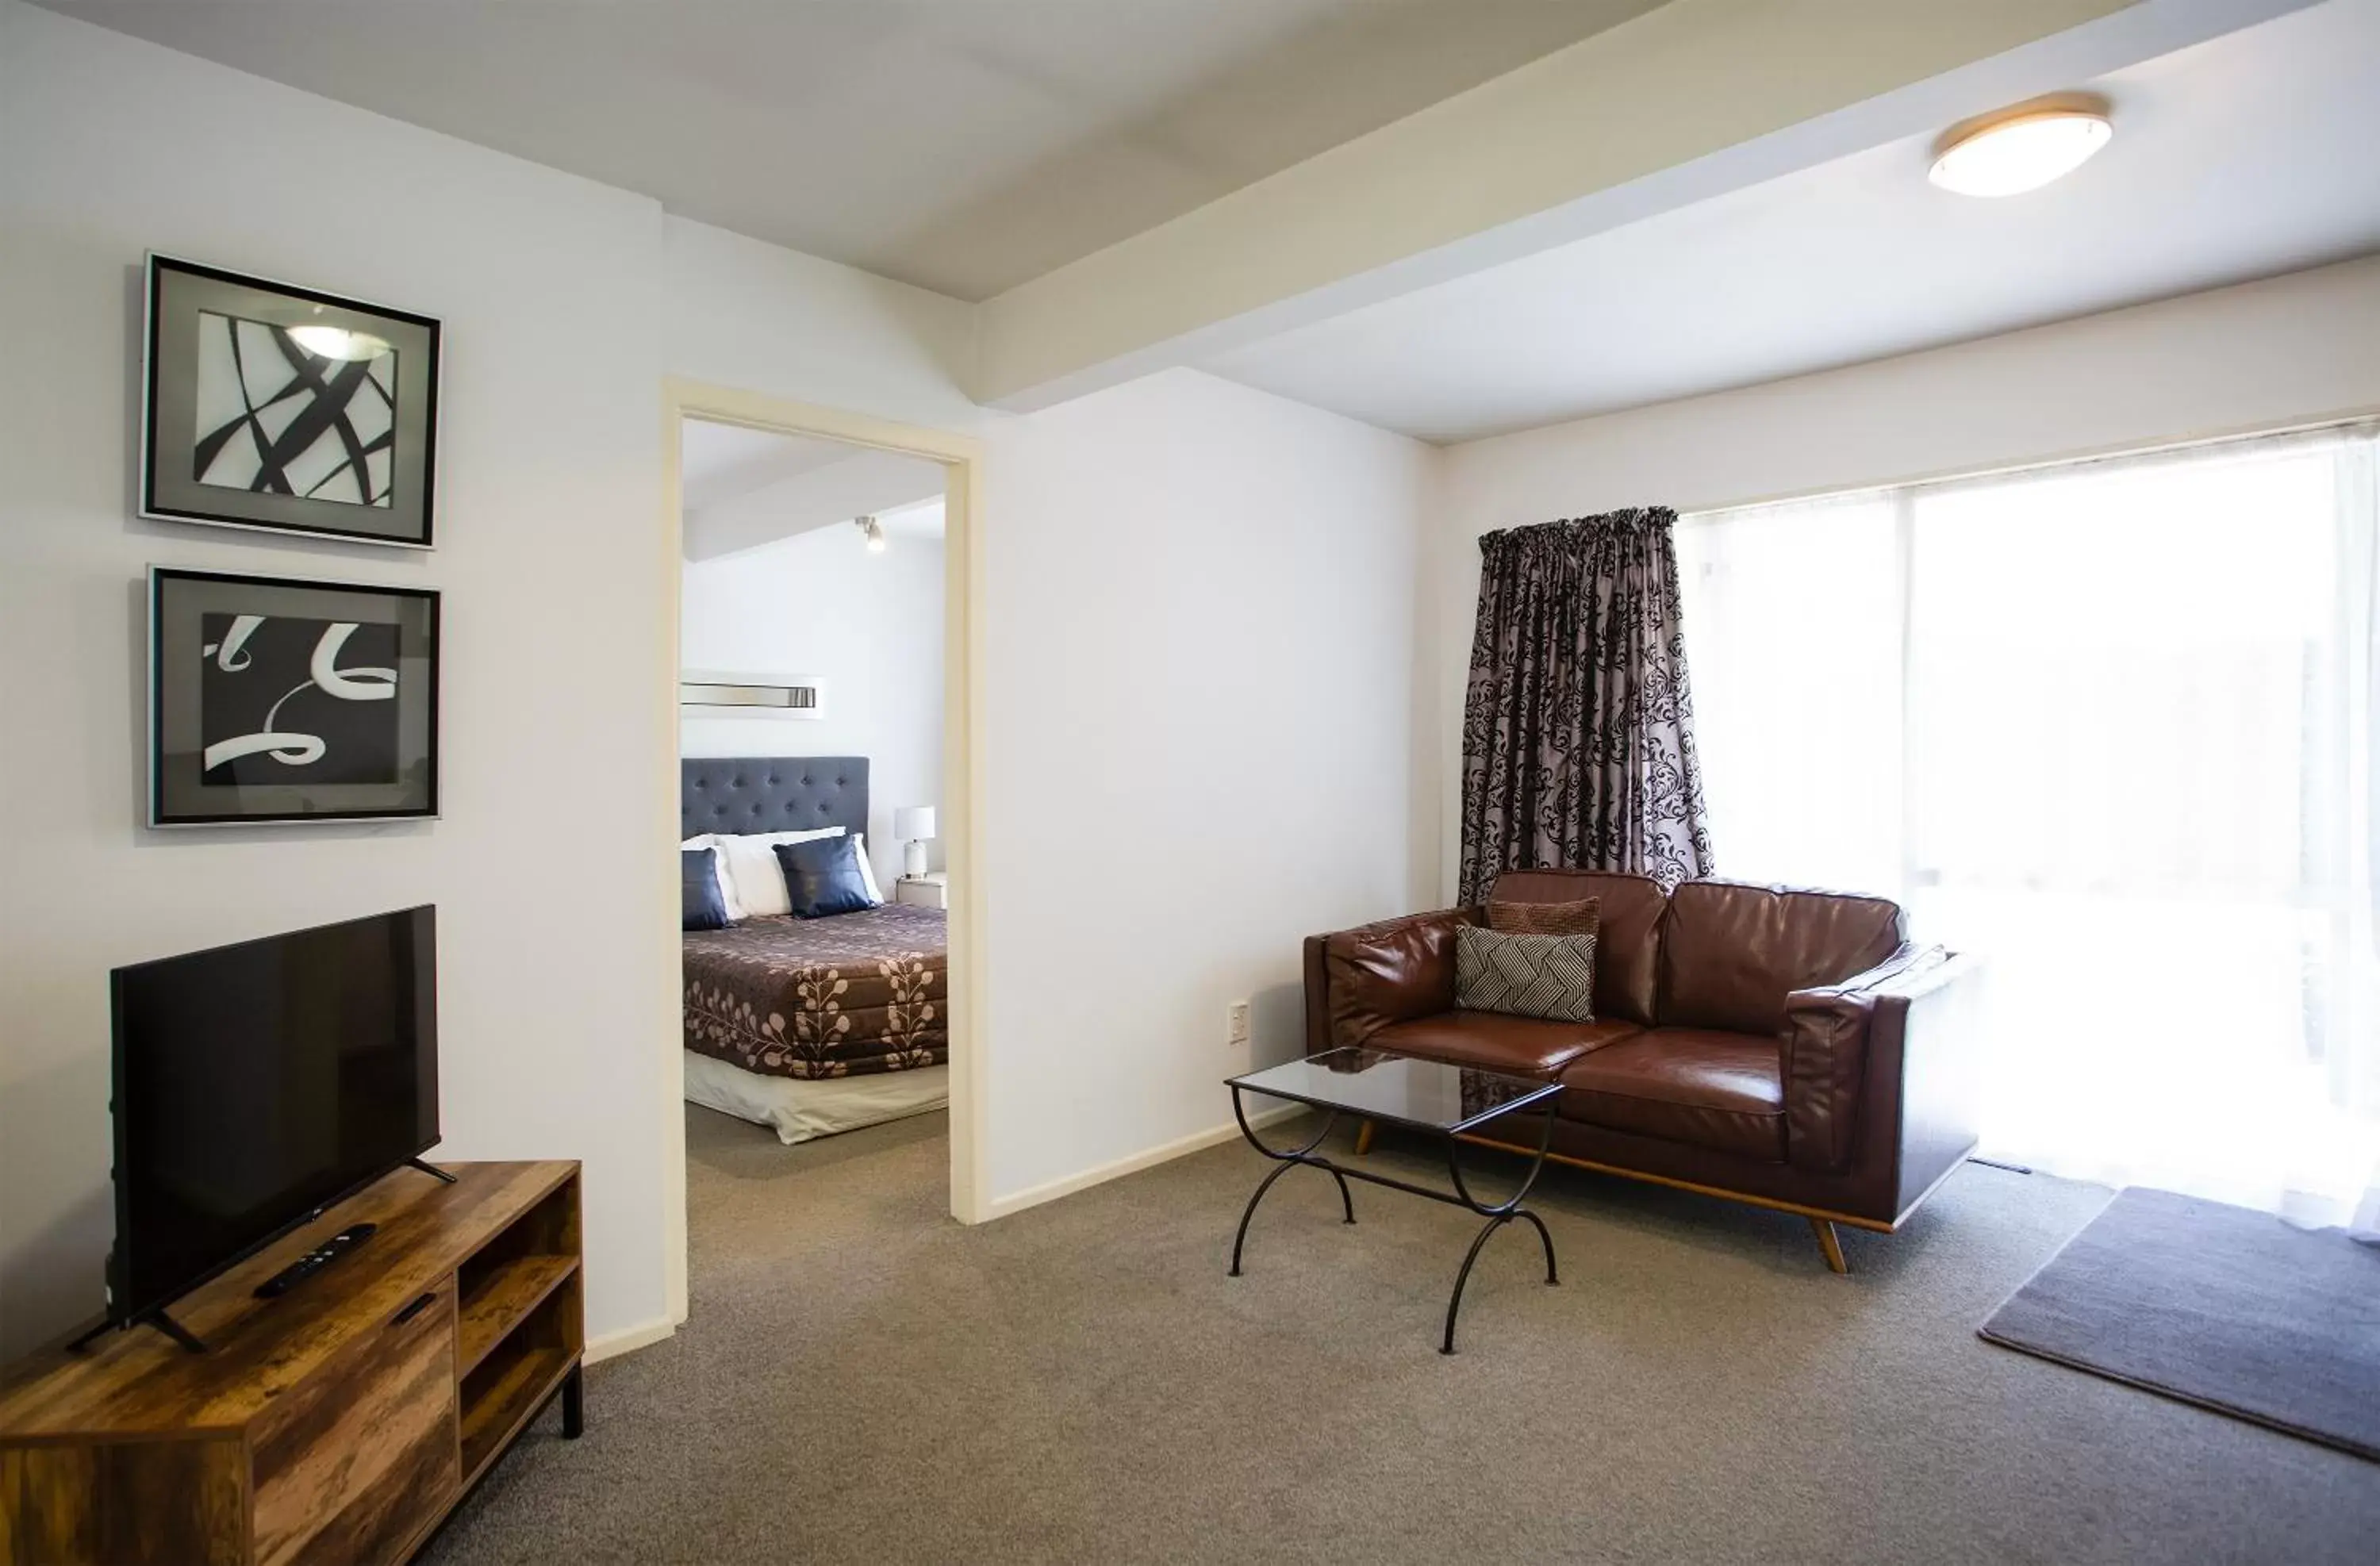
[255,1222,379,1298]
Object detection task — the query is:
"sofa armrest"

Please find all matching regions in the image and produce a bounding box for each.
[1302,935,1333,1057]
[1783,944,1980,1173]
[1305,908,1480,1053]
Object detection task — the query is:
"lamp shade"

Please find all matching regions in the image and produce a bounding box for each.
[894,806,937,842]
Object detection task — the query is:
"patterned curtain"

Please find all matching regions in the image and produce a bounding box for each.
[1458,507,1714,902]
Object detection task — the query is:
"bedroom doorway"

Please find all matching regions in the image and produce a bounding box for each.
[658,384,982,1327]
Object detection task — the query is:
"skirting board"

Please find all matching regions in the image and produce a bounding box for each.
[586,1316,676,1365]
[982,1103,1305,1221]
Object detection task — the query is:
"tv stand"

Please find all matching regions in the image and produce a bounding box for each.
[409,1154,459,1184]
[1,1161,584,1566]
[140,1306,208,1355]
[62,1304,209,1357]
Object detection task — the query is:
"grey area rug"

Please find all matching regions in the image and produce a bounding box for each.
[419,1111,2380,1565]
[1981,1184,2380,1461]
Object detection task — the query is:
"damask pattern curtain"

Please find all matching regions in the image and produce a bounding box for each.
[1458,507,1714,903]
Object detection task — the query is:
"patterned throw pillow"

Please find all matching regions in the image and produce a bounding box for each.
[1454,924,1597,1023]
[1488,896,1601,940]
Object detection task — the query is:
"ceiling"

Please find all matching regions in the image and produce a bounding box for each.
[1200,0,2380,443]
[680,421,853,512]
[36,0,1663,301]
[681,418,944,560]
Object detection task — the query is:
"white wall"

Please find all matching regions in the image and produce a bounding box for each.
[0,1,980,1360]
[978,369,1433,1203]
[681,516,947,889]
[1430,253,2380,899]
[663,217,981,433]
[0,2,1439,1352]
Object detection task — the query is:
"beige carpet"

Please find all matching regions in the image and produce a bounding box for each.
[421,1107,2380,1564]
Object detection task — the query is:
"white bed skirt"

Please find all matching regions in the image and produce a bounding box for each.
[682,1050,950,1146]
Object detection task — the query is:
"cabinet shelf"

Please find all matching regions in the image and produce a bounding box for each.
[456,1253,578,1376]
[0,1161,582,1566]
[460,1340,575,1482]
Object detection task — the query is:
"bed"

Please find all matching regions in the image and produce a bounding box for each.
[680,756,949,1143]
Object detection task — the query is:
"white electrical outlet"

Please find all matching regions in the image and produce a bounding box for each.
[1226,1000,1252,1046]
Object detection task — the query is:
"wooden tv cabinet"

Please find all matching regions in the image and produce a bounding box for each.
[0,1161,582,1566]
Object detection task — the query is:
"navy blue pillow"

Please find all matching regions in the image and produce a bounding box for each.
[773,835,877,919]
[681,847,728,931]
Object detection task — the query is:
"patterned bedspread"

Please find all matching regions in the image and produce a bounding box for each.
[683,904,947,1080]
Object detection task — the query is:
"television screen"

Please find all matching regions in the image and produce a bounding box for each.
[109,905,439,1325]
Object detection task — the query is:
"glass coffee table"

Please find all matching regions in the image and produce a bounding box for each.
[1224,1046,1564,1353]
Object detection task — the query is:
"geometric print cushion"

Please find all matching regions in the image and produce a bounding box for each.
[1487,895,1601,941]
[1454,923,1598,1023]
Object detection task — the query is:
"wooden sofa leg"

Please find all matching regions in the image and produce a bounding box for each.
[1353,1119,1376,1157]
[1810,1217,1848,1274]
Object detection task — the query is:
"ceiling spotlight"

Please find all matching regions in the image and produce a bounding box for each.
[856,515,886,553]
[1929,94,2112,198]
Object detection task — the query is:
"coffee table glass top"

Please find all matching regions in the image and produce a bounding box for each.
[1228,1047,1560,1134]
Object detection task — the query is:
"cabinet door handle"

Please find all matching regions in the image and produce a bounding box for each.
[391,1292,439,1327]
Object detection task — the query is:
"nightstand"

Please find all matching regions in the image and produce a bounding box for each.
[894,873,948,910]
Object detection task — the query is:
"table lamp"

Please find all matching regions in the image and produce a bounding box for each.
[893,805,936,879]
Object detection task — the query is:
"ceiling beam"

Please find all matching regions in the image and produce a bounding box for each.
[970,0,2314,412]
[685,448,946,562]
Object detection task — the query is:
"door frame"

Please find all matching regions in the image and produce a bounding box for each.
[658,378,989,1325]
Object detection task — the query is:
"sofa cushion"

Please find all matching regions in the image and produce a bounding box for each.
[1487,895,1600,939]
[1490,869,1666,1026]
[1557,1028,1785,1162]
[1453,925,1599,1023]
[1325,909,1479,1048]
[1659,881,1906,1037]
[1371,1011,1644,1078]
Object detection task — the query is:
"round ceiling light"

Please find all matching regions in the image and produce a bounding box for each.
[1929,96,2112,198]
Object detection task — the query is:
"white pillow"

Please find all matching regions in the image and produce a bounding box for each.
[679,835,742,921]
[709,827,846,919]
[850,833,885,906]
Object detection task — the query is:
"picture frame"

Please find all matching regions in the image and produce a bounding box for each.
[140,255,441,548]
[148,567,441,827]
[678,669,827,720]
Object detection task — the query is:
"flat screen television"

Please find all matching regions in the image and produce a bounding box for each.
[106,905,439,1337]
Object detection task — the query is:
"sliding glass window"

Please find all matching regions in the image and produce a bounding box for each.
[1678,428,2380,1224]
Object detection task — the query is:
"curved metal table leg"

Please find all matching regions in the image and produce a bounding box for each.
[1441,1215,1511,1354]
[1438,1107,1561,1354]
[1514,1207,1559,1285]
[1226,1088,1351,1278]
[1224,1080,1563,1353]
[1229,1161,1300,1277]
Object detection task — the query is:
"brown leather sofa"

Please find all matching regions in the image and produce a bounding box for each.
[1301,870,1983,1271]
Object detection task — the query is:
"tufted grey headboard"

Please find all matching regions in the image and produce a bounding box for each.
[681,756,869,841]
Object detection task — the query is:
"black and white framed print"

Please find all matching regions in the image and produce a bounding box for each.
[149,568,440,826]
[141,255,441,547]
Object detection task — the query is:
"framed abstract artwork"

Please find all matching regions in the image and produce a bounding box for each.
[148,567,441,826]
[140,255,441,547]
